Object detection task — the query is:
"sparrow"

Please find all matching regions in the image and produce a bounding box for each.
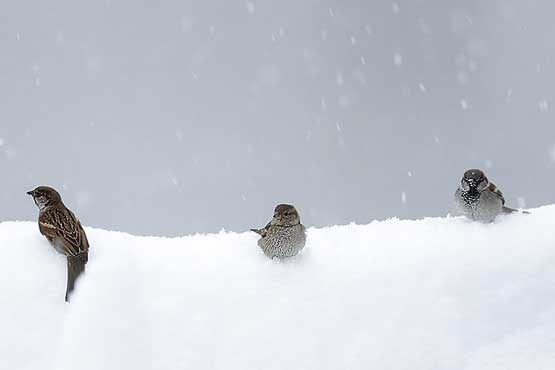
[251,204,307,259]
[454,169,526,223]
[27,186,89,302]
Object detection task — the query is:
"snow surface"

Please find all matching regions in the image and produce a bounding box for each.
[2,207,555,370]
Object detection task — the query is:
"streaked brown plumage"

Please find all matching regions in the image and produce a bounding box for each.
[27,186,89,302]
[251,204,306,259]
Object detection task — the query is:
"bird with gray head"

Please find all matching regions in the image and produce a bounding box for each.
[27,186,89,302]
[251,204,307,259]
[454,169,526,223]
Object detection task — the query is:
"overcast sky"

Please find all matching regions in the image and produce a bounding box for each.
[1,0,555,236]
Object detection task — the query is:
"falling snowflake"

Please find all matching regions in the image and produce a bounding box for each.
[180,17,194,33]
[365,25,373,36]
[5,147,16,159]
[456,71,469,85]
[336,71,344,85]
[506,88,513,102]
[392,2,400,14]
[176,130,184,142]
[352,69,367,85]
[393,53,403,67]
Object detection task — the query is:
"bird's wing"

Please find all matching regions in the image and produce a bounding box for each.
[489,182,530,214]
[251,221,271,237]
[488,182,505,205]
[39,207,88,257]
[75,215,90,253]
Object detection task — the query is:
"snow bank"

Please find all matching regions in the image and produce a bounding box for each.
[2,207,555,370]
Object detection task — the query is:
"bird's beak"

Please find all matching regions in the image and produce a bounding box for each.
[26,190,34,196]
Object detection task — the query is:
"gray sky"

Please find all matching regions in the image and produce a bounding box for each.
[1,0,555,236]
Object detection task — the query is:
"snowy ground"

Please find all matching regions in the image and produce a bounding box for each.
[2,207,555,370]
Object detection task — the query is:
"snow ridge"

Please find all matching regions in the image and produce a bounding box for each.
[2,206,555,370]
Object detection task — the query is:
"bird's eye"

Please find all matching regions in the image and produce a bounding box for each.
[460,179,470,191]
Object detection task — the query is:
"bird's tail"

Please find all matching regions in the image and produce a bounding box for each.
[66,253,87,302]
[502,206,530,214]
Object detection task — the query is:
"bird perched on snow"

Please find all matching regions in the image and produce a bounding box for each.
[454,169,526,223]
[27,186,89,302]
[251,204,307,259]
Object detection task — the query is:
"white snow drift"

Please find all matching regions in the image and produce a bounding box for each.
[2,207,555,370]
